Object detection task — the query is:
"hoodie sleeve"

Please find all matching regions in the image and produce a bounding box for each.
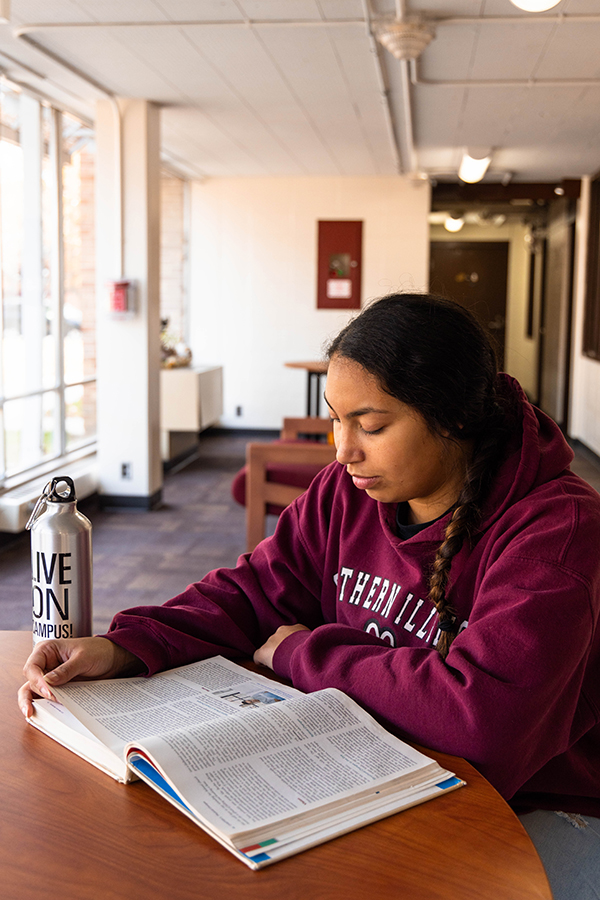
[104,465,338,674]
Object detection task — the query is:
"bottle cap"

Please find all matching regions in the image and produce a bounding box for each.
[47,477,76,503]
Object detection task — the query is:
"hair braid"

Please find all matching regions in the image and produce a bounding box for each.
[429,418,508,659]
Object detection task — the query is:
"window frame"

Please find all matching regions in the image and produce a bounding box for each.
[0,82,96,489]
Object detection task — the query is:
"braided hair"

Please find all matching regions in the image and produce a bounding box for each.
[327,293,510,660]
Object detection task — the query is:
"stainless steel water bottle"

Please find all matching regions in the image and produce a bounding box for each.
[26,476,93,645]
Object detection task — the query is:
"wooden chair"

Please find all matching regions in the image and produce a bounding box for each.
[279,416,334,442]
[233,417,336,552]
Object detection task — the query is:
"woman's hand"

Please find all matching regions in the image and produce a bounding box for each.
[253,624,310,670]
[18,636,144,718]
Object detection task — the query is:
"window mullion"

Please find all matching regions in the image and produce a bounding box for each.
[0,87,4,486]
[49,106,65,456]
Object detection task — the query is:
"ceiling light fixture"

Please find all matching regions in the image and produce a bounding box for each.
[444,214,465,233]
[458,148,492,184]
[509,0,562,11]
[0,1,9,24]
[373,15,435,61]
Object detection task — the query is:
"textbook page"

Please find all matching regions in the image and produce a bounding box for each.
[52,656,302,758]
[125,687,452,844]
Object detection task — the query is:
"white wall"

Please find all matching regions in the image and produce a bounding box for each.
[189,177,431,429]
[95,99,162,499]
[429,221,538,397]
[569,178,600,455]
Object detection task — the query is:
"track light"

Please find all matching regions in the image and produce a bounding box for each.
[458,149,492,184]
[444,214,465,233]
[0,1,9,24]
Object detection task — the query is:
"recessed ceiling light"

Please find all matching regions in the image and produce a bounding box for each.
[509,0,562,11]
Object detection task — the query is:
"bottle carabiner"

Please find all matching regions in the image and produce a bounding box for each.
[25,481,52,531]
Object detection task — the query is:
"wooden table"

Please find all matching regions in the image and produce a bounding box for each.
[285,361,329,417]
[2,631,552,900]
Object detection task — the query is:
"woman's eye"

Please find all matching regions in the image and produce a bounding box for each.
[361,426,384,435]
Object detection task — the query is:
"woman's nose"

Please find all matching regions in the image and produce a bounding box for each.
[335,427,364,466]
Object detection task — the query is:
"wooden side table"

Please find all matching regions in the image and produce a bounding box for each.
[285,361,329,417]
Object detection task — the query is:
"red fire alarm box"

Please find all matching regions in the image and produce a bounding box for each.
[107,280,136,316]
[317,220,362,309]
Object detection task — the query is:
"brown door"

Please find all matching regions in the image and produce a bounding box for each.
[430,241,509,368]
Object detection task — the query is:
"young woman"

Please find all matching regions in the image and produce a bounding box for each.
[19,293,600,898]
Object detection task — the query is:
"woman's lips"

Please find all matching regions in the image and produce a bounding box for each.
[351,474,380,491]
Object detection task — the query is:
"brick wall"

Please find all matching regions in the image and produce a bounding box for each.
[160,172,186,341]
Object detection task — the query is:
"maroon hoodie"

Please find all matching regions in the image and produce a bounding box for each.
[106,376,600,814]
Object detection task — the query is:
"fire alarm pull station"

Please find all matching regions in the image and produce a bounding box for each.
[317,220,362,310]
[108,280,136,317]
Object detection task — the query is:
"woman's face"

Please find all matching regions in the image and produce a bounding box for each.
[325,355,470,524]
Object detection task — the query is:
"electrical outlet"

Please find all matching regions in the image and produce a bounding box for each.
[121,463,132,479]
[236,406,243,417]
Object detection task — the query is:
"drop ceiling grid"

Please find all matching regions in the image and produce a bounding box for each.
[152,0,243,21]
[12,0,93,25]
[71,0,240,22]
[410,83,467,152]
[455,84,575,160]
[552,0,600,14]
[237,0,324,20]
[324,24,398,174]
[24,26,183,99]
[319,0,367,19]
[417,145,464,175]
[410,0,485,15]
[548,95,600,155]
[162,106,293,176]
[254,23,384,174]
[417,23,480,82]
[180,22,368,174]
[535,21,600,79]
[70,0,170,23]
[468,21,556,81]
[179,23,348,173]
[105,23,311,174]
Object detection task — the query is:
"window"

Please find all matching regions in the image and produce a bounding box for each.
[61,111,96,451]
[0,82,95,486]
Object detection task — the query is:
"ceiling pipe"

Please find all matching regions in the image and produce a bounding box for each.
[409,57,600,88]
[360,0,403,175]
[368,0,430,177]
[14,12,600,32]
[433,14,600,25]
[14,20,367,32]
[395,0,419,177]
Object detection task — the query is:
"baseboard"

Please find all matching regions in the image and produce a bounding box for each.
[98,489,163,511]
[568,439,600,471]
[206,427,280,439]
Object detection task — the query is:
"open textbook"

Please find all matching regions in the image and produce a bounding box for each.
[28,656,465,869]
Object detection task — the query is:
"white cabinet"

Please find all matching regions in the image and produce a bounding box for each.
[160,366,223,461]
